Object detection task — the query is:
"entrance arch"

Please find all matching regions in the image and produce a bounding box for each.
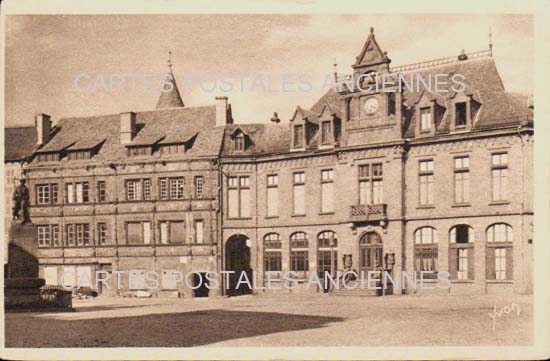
[225,235,252,296]
[359,232,383,272]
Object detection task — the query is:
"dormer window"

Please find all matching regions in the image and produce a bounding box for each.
[420,107,432,131]
[128,146,151,157]
[36,152,60,162]
[455,102,467,127]
[320,121,331,145]
[234,133,245,151]
[67,150,91,160]
[159,143,185,155]
[294,125,304,148]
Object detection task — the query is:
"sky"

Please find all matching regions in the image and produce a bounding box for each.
[4,14,533,127]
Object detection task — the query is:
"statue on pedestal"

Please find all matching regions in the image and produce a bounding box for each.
[12,179,31,224]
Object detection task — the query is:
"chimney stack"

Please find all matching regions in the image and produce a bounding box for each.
[270,112,281,123]
[120,112,137,144]
[35,113,52,146]
[215,96,233,127]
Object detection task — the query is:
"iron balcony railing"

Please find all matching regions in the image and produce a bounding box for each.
[350,204,387,222]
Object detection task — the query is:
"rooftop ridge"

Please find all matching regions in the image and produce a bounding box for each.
[390,49,492,73]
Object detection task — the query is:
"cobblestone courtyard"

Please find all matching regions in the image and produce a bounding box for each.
[5,293,532,347]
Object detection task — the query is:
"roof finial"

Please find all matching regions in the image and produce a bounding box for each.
[369,26,374,34]
[167,50,173,71]
[489,28,493,57]
[333,57,338,83]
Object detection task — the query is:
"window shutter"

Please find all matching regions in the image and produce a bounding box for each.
[170,221,186,243]
[468,247,475,280]
[127,223,143,244]
[486,247,496,280]
[506,246,513,280]
[449,247,458,279]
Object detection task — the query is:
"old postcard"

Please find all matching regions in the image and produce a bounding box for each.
[1,0,549,360]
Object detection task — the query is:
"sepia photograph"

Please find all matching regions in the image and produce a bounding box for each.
[1,0,548,360]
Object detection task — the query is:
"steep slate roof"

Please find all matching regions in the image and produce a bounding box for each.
[36,106,222,161]
[222,123,290,156]
[156,72,185,109]
[4,126,37,162]
[308,56,532,142]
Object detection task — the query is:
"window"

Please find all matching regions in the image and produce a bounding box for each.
[290,232,309,278]
[159,143,185,155]
[294,125,304,148]
[126,221,151,245]
[388,92,396,115]
[345,98,351,121]
[38,225,51,247]
[161,270,179,290]
[266,175,279,217]
[194,220,204,244]
[194,176,204,198]
[318,231,338,278]
[486,223,513,280]
[67,150,91,160]
[159,220,185,244]
[491,153,508,202]
[168,178,185,200]
[126,179,151,201]
[97,181,107,202]
[359,163,383,205]
[414,227,438,278]
[36,153,60,162]
[321,121,331,145]
[419,160,434,206]
[98,223,108,245]
[128,146,150,157]
[264,233,282,278]
[293,172,306,215]
[36,184,59,205]
[65,224,90,247]
[321,169,334,213]
[65,182,89,204]
[449,225,475,280]
[227,176,250,218]
[234,133,245,151]
[454,156,470,204]
[420,107,432,131]
[455,102,467,126]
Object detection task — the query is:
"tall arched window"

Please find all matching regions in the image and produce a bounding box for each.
[414,227,438,278]
[318,231,338,281]
[486,223,513,280]
[263,233,281,279]
[290,232,308,278]
[449,225,475,280]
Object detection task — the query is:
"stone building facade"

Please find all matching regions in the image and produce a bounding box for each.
[7,29,533,297]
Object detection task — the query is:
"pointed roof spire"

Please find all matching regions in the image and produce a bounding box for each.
[353,26,389,69]
[156,50,184,109]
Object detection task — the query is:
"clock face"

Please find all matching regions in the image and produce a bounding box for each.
[364,97,379,114]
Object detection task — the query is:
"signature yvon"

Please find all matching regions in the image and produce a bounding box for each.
[489,303,521,331]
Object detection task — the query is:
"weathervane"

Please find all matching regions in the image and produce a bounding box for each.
[167,50,173,71]
[333,57,338,83]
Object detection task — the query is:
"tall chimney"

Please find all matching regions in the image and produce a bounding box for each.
[120,112,137,144]
[215,96,233,127]
[35,113,52,146]
[270,112,281,123]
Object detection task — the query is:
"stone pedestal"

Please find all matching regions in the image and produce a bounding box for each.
[5,223,72,311]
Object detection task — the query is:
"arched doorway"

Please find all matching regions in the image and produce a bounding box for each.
[225,235,252,296]
[359,232,383,272]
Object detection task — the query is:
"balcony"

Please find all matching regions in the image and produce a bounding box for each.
[350,204,387,223]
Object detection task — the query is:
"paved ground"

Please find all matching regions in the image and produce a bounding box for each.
[5,293,532,347]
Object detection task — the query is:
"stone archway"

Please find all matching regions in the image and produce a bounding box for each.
[225,235,252,296]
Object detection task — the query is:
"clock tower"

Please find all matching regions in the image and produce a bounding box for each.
[340,27,404,146]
